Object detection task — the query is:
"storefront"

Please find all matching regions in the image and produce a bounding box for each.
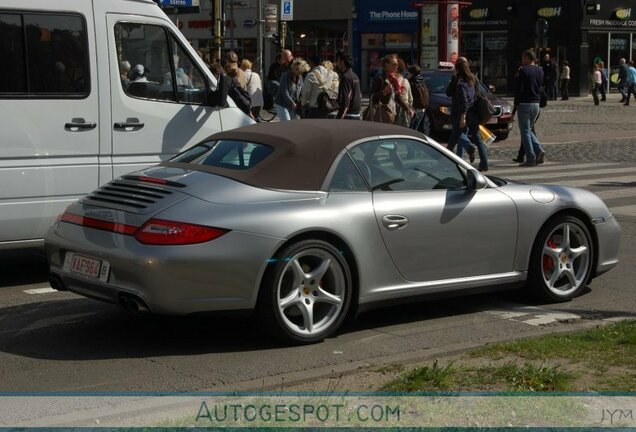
[583,5,636,88]
[352,0,418,91]
[460,5,510,91]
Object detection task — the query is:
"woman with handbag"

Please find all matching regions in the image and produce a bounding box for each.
[447,58,489,171]
[365,55,414,124]
[274,59,310,121]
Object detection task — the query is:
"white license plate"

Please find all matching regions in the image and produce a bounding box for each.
[63,252,110,282]
[487,117,499,124]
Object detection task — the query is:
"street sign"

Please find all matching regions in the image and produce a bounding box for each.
[281,0,293,21]
[243,18,257,28]
[159,0,199,7]
[264,5,278,37]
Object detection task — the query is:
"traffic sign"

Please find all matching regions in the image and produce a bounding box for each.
[281,0,293,21]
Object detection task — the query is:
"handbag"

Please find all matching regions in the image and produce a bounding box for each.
[475,89,496,125]
[317,91,338,114]
[539,88,548,108]
[363,101,396,124]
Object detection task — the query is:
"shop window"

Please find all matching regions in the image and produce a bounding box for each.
[610,33,630,87]
[483,33,508,91]
[361,33,384,49]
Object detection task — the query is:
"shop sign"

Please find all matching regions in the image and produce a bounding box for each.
[589,18,636,27]
[264,5,277,37]
[468,8,489,19]
[188,20,212,29]
[368,10,418,22]
[537,7,562,19]
[614,8,632,20]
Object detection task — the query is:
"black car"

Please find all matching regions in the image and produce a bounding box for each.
[419,69,514,141]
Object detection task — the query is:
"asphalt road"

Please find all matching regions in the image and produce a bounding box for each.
[1,95,635,393]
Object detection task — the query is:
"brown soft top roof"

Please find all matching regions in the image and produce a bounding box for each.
[163,119,426,191]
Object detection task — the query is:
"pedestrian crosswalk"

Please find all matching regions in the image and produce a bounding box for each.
[488,161,636,217]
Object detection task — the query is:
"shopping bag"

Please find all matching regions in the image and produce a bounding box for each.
[478,124,496,146]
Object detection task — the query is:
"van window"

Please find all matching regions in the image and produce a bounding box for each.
[116,23,206,104]
[0,12,88,96]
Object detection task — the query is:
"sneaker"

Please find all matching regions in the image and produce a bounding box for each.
[519,160,537,167]
[536,151,545,165]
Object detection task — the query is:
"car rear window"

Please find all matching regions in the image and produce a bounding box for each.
[171,140,273,170]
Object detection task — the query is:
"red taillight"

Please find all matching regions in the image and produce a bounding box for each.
[60,212,137,235]
[134,218,228,245]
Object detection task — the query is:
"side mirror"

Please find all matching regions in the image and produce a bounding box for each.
[206,74,229,107]
[466,169,488,190]
[488,84,496,93]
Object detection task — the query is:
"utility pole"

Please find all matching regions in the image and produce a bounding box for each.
[229,0,235,49]
[213,0,222,61]
[280,21,287,49]
[257,0,264,79]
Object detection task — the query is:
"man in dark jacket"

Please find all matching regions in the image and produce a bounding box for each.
[618,58,629,102]
[336,53,362,120]
[514,50,546,166]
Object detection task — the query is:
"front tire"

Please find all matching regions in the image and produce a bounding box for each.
[528,216,594,302]
[259,240,352,344]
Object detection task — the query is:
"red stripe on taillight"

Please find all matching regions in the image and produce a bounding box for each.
[135,218,228,245]
[60,212,137,235]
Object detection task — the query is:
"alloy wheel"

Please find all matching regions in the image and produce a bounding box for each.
[541,222,590,297]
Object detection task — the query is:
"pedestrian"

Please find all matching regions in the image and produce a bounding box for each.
[300,55,332,118]
[624,60,636,106]
[368,55,413,125]
[592,64,602,106]
[513,50,546,167]
[542,54,557,101]
[225,51,247,90]
[394,55,414,127]
[407,65,429,132]
[560,60,570,101]
[449,57,489,171]
[274,58,309,121]
[335,52,362,120]
[240,59,264,121]
[617,58,629,102]
[599,61,608,101]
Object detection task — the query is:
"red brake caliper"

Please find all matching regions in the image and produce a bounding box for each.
[543,238,558,273]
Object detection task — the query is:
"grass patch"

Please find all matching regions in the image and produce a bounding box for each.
[470,320,636,368]
[380,321,636,392]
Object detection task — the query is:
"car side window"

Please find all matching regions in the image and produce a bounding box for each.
[349,139,466,191]
[328,154,369,192]
[115,23,206,104]
[0,13,88,97]
[171,140,273,170]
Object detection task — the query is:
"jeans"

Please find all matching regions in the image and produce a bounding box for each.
[456,114,489,170]
[592,84,600,105]
[517,103,543,163]
[560,79,569,100]
[275,104,297,121]
[409,109,425,131]
[618,82,628,100]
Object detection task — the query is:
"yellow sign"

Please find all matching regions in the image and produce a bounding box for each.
[469,8,489,19]
[615,8,631,20]
[537,7,562,18]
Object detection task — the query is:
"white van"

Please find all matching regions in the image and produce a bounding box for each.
[0,0,252,249]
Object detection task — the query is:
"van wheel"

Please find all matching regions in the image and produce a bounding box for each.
[259,240,352,344]
[528,216,594,302]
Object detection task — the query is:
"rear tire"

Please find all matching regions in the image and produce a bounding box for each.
[258,239,352,344]
[528,215,594,302]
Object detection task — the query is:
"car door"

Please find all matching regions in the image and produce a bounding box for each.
[0,3,99,243]
[105,13,222,178]
[350,138,517,283]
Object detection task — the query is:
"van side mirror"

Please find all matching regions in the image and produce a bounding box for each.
[466,169,488,190]
[206,74,229,107]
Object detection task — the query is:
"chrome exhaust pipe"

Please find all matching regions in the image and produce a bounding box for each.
[119,294,149,313]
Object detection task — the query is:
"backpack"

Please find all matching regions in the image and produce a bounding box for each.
[228,77,251,115]
[410,77,429,109]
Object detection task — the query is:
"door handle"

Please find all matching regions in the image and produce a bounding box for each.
[114,121,145,131]
[65,118,96,131]
[382,215,409,231]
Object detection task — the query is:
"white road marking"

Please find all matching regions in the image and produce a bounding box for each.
[546,175,635,188]
[595,188,636,200]
[23,287,57,295]
[500,167,636,181]
[609,204,636,217]
[483,303,581,326]
[490,162,619,176]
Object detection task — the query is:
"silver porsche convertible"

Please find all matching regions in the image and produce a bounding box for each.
[45,120,620,343]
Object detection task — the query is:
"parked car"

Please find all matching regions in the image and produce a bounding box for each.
[46,120,620,344]
[419,69,514,140]
[0,0,252,251]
